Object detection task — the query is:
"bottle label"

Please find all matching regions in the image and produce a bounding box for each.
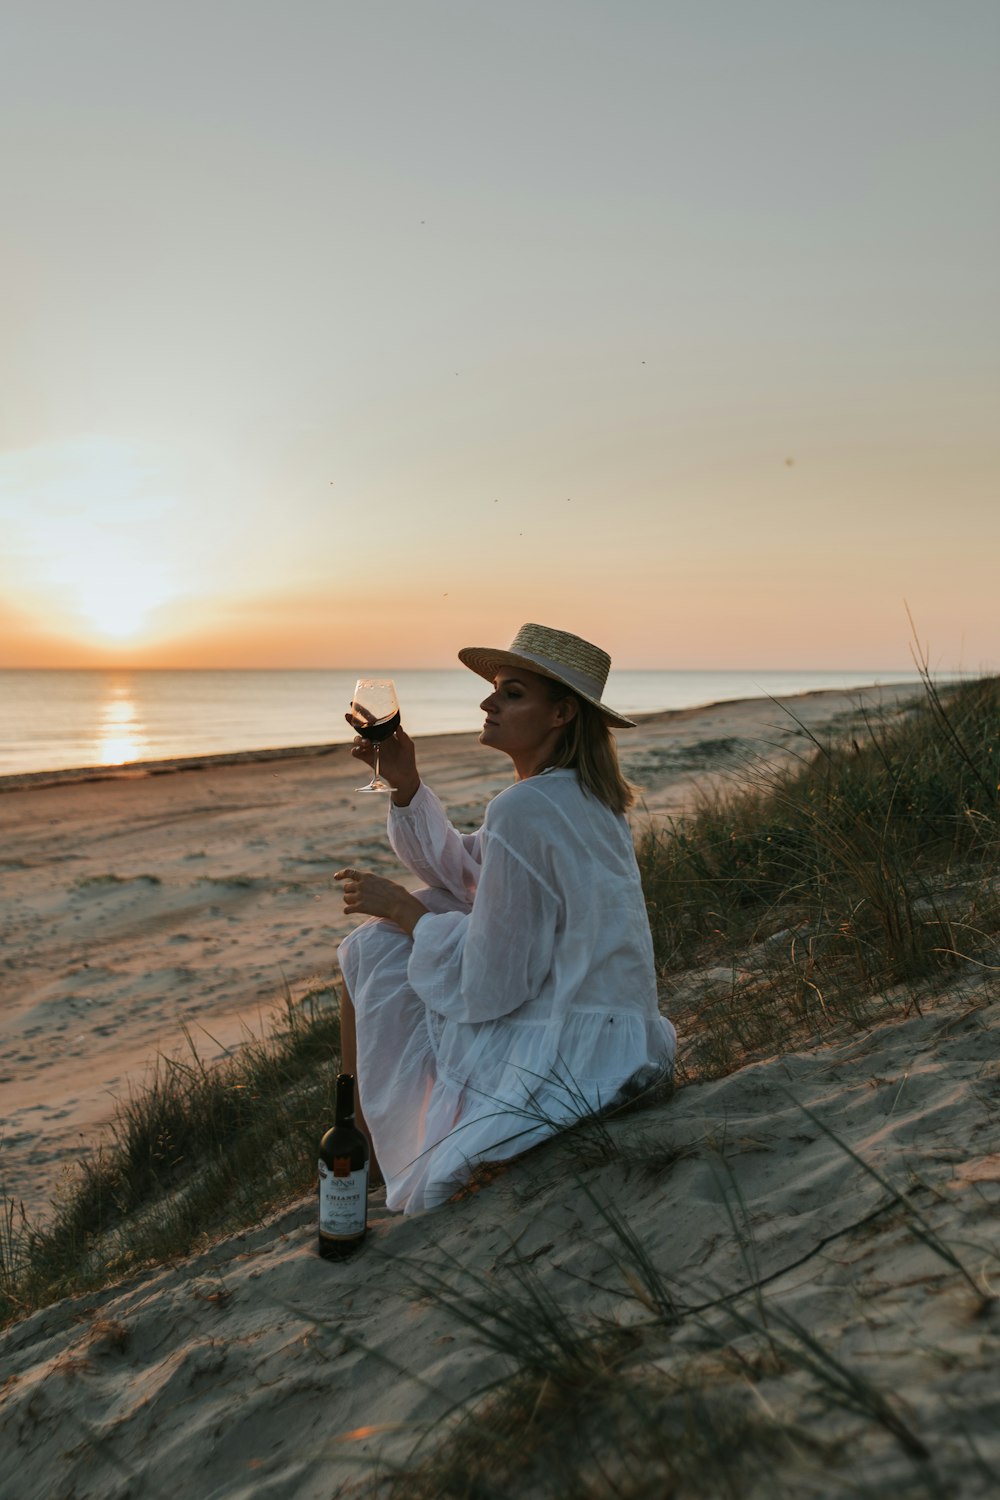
[318,1158,368,1238]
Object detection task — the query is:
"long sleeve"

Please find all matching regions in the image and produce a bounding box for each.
[406,822,560,1024]
[387,781,484,903]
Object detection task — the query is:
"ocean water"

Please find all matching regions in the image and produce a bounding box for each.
[0,668,924,779]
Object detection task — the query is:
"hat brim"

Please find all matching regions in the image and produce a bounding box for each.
[458,646,636,729]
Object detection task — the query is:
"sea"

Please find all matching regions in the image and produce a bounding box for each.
[0,668,925,780]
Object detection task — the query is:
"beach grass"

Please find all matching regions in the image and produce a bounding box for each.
[2,671,998,1328]
[636,670,1000,1080]
[0,990,342,1322]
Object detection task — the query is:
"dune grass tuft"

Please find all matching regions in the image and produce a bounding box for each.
[0,990,341,1322]
[636,671,1000,1078]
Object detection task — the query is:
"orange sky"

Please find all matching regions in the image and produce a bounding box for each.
[1,4,997,674]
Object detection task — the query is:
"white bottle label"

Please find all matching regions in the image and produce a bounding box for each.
[318,1158,368,1237]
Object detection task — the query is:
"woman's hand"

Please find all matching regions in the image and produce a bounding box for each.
[334,867,428,936]
[344,718,420,806]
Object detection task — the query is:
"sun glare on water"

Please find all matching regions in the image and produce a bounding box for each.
[98,688,149,766]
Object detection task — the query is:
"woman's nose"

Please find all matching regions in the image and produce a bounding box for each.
[481,693,497,712]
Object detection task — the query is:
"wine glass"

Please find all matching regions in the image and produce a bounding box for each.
[350,678,400,793]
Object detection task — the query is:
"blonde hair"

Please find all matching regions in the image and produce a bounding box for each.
[544,686,637,815]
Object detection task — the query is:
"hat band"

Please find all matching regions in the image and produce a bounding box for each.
[516,650,607,704]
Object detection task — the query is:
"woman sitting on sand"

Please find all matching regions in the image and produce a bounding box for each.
[334,623,676,1214]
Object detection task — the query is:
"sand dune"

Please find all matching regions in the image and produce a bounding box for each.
[1,981,997,1497]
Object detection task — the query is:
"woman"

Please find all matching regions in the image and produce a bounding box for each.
[335,623,676,1214]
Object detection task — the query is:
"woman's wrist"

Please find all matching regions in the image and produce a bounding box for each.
[391,777,421,808]
[393,891,428,936]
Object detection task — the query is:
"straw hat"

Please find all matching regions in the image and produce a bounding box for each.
[458,623,635,728]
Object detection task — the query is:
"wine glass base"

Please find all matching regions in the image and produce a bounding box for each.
[356,779,396,793]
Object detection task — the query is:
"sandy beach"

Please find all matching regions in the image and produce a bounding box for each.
[1,684,916,1222]
[3,680,998,1497]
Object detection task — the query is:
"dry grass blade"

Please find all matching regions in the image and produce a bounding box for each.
[789,1096,998,1306]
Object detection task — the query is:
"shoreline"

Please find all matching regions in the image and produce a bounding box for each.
[0,679,923,793]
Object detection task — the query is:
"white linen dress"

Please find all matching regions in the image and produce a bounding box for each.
[337,768,676,1214]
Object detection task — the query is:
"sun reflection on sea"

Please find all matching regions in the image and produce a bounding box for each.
[98,685,148,766]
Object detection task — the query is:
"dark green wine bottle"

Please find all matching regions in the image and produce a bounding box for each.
[318,1073,369,1259]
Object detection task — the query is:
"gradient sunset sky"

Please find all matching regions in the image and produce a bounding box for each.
[1,1,997,672]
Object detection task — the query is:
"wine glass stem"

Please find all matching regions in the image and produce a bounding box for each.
[373,746,380,786]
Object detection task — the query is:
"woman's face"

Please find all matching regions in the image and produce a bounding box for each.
[478,667,576,774]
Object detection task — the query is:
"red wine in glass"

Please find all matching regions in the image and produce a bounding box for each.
[351,679,399,792]
[349,710,400,743]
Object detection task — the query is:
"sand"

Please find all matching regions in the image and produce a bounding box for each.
[2,986,998,1496]
[6,682,997,1497]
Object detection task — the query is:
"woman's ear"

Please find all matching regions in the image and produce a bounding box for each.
[554,695,579,727]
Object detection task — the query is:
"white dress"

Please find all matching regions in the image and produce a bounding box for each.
[337,769,676,1214]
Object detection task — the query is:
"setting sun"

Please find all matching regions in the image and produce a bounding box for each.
[73,554,178,642]
[0,436,196,652]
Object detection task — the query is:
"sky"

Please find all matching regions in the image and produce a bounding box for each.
[1,0,997,672]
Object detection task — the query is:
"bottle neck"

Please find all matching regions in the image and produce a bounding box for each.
[334,1072,356,1128]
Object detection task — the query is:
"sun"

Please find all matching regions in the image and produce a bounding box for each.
[1,435,189,650]
[73,552,178,642]
[28,528,182,647]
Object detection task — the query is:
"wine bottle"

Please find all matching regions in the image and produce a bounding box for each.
[318,1073,370,1259]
